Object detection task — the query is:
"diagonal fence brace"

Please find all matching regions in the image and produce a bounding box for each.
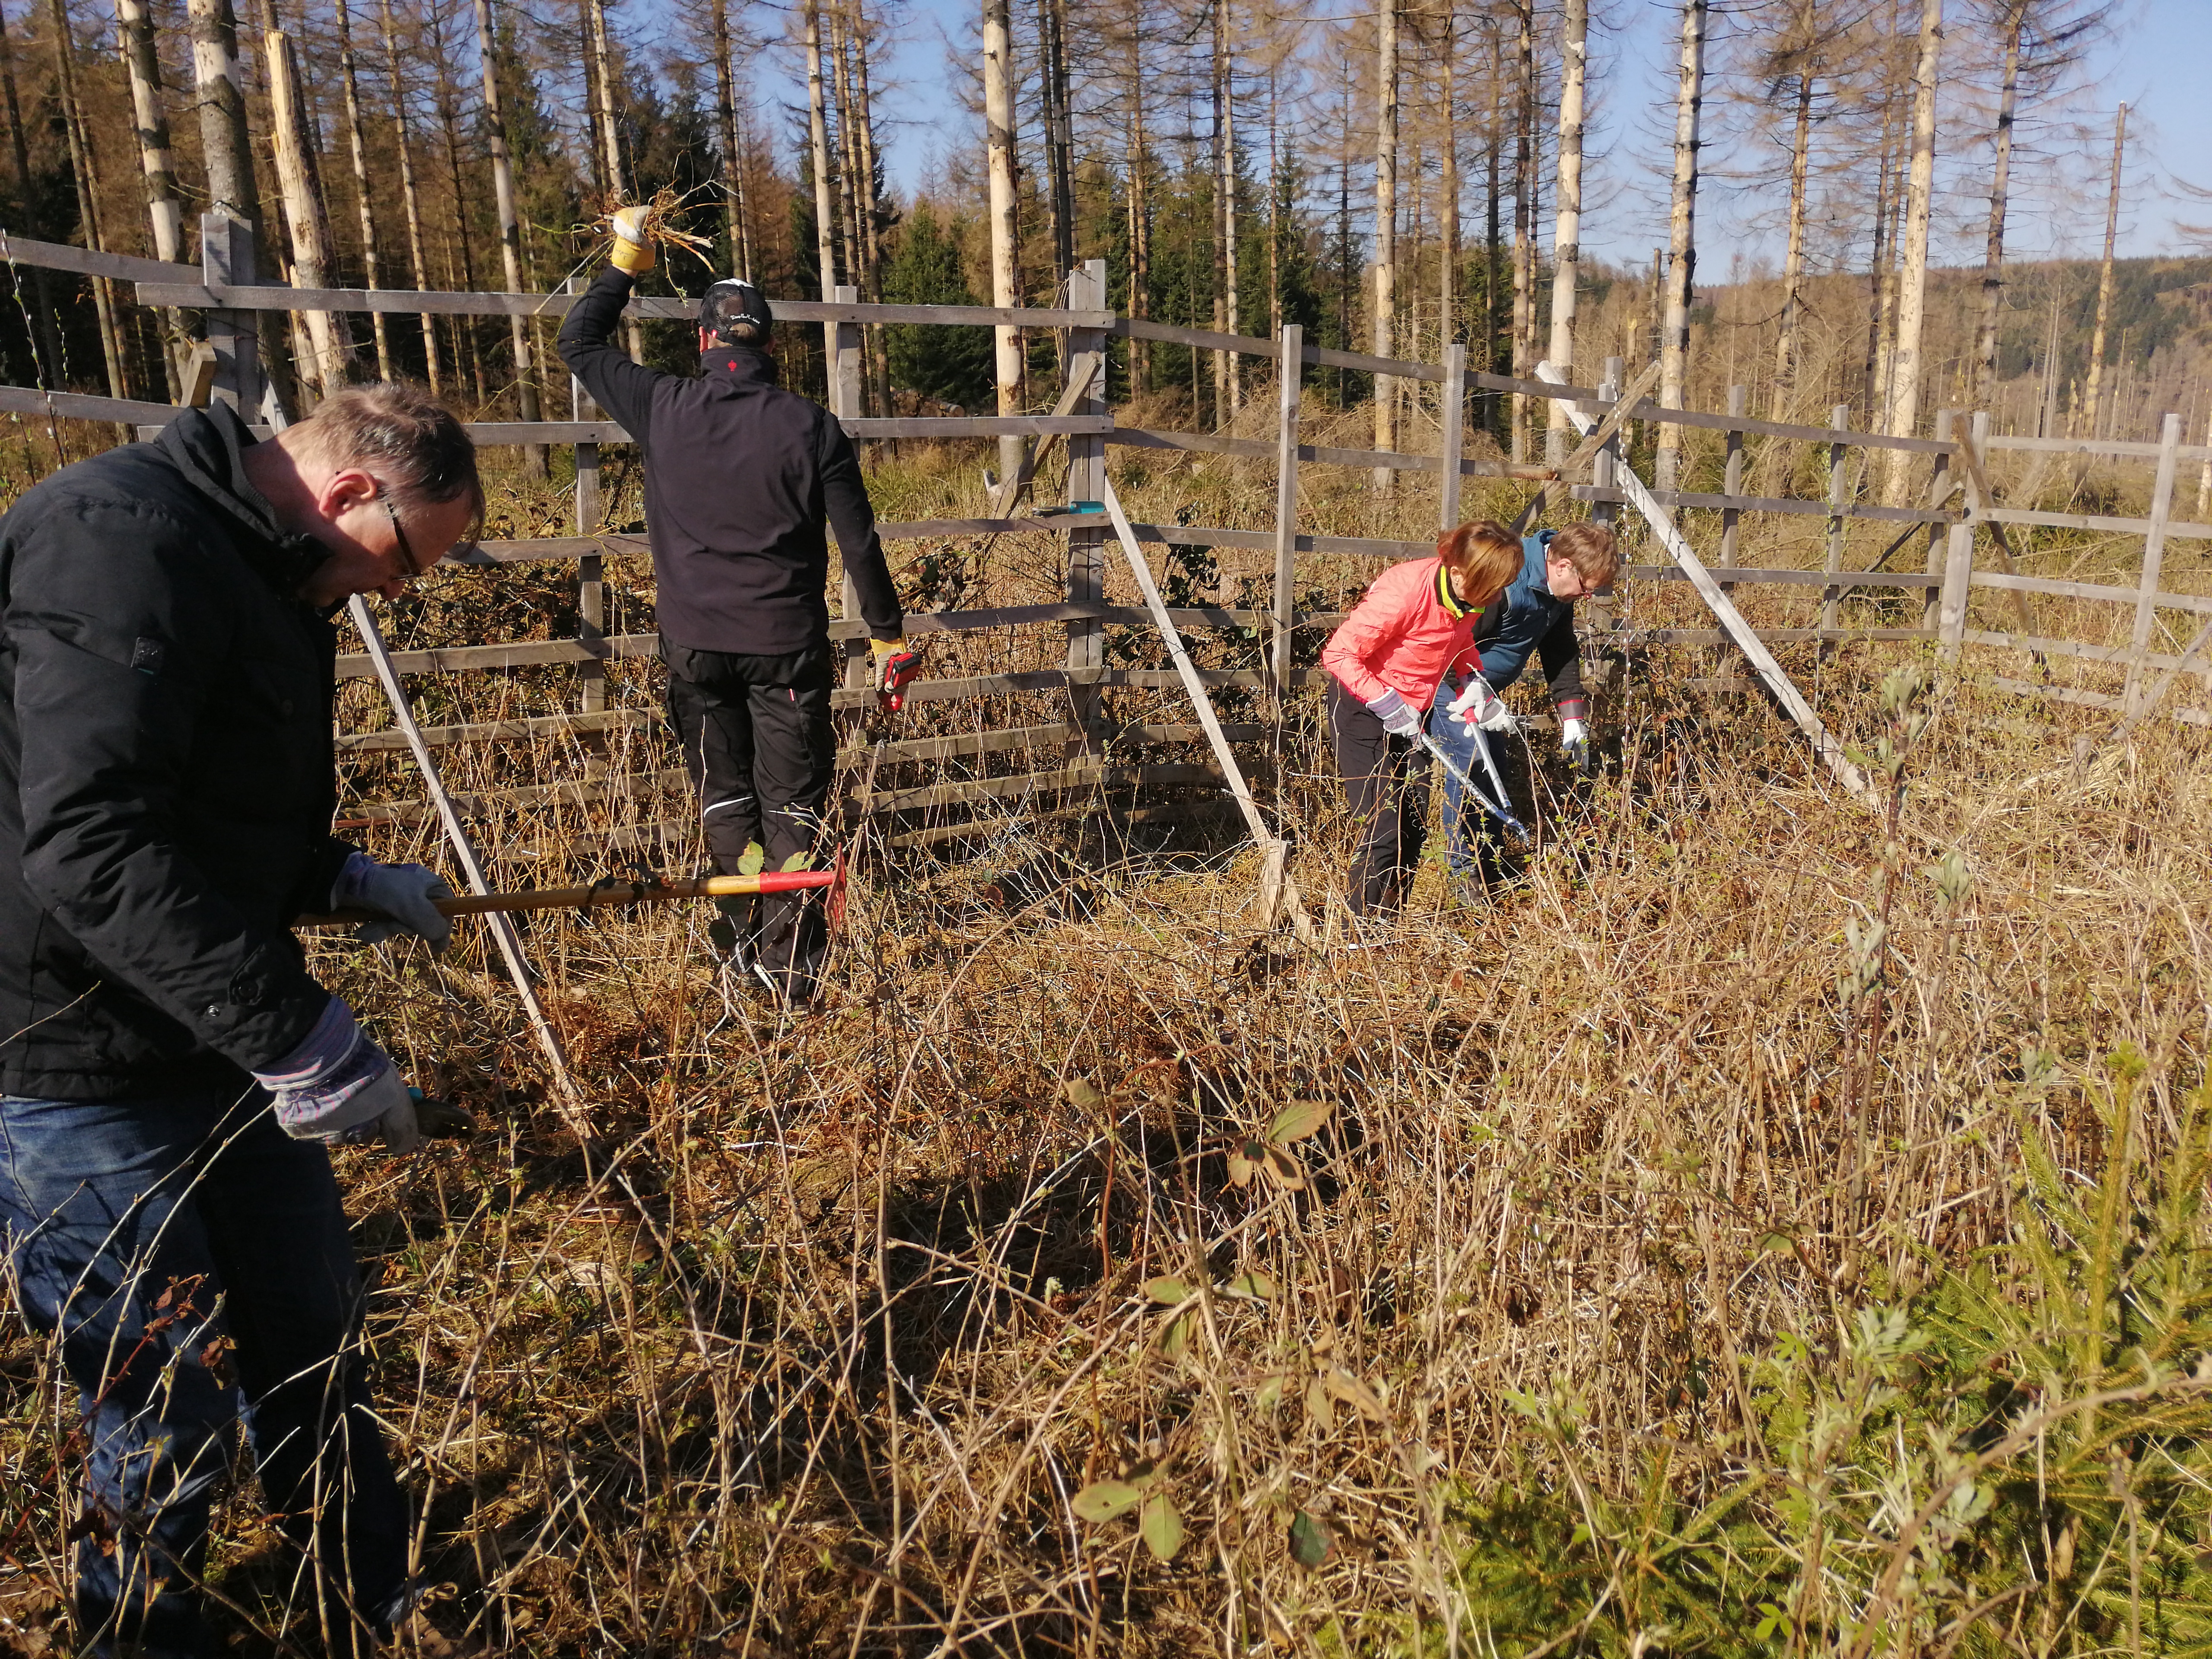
[1098,475,1317,943]
[1536,361,1876,808]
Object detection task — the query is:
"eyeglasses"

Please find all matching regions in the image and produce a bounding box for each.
[375,483,432,578]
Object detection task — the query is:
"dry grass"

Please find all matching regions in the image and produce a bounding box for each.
[6,410,2212,1657]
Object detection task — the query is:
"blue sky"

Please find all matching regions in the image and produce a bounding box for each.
[829,0,2200,274]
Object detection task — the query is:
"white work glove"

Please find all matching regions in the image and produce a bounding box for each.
[1560,716,1592,771]
[609,204,656,275]
[1447,676,1517,734]
[254,995,422,1154]
[1365,687,1423,740]
[331,852,454,951]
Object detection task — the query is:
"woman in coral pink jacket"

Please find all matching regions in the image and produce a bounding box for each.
[1320,521,1523,915]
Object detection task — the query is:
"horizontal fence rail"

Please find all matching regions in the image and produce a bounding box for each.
[0,219,2203,853]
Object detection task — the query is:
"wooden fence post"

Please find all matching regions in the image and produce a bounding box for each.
[1819,403,1850,652]
[1066,258,1108,754]
[1922,410,1953,637]
[832,285,870,693]
[569,273,604,715]
[1581,358,1621,683]
[202,212,261,416]
[1936,411,1983,663]
[2124,410,2182,715]
[1438,341,1465,532]
[1271,322,1303,697]
[1719,383,1744,591]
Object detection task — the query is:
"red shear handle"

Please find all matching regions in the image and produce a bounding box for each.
[877,645,924,712]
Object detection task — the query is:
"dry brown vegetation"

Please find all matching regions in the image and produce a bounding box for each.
[6,421,2212,1657]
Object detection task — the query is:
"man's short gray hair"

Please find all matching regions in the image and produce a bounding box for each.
[292,384,483,536]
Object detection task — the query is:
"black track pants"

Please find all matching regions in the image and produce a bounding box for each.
[1328,679,1432,916]
[663,640,835,998]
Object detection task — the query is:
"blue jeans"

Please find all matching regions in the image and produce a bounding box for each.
[1427,684,1507,880]
[0,1086,408,1658]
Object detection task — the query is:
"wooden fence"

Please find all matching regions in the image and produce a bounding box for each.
[1,213,2206,862]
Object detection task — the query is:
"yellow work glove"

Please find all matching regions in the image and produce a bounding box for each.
[871,637,922,712]
[609,205,656,276]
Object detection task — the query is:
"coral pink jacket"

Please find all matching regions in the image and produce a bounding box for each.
[1319,557,1484,709]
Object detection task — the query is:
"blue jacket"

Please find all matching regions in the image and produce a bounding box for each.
[1470,531,1586,717]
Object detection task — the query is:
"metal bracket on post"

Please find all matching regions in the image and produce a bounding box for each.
[1438,342,1465,534]
[1270,323,1303,703]
[201,213,262,417]
[1065,259,1109,761]
[832,285,870,694]
[569,274,604,717]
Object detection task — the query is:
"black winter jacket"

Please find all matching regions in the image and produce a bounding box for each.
[556,267,904,656]
[0,406,353,1100]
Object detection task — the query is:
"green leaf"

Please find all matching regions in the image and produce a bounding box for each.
[1266,1099,1335,1145]
[1221,1270,1276,1301]
[779,850,813,872]
[1161,1311,1191,1360]
[1225,1140,1263,1188]
[737,842,766,877]
[1139,1491,1184,1560]
[1288,1509,1334,1569]
[1071,1480,1144,1522]
[1142,1276,1190,1305]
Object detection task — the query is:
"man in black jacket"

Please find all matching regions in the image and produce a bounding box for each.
[0,386,481,1656]
[557,217,909,1007]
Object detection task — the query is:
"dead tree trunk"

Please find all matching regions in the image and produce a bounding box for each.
[1973,0,2025,403]
[1509,0,1531,461]
[1657,0,1706,493]
[1437,9,1455,353]
[1770,1,1815,422]
[585,0,642,358]
[266,27,356,396]
[1125,0,1149,394]
[1211,0,1238,416]
[852,0,888,410]
[709,0,750,278]
[1881,0,1942,503]
[377,0,438,391]
[983,0,1023,486]
[116,0,184,395]
[1372,0,1397,486]
[0,0,61,388]
[474,0,543,468]
[429,48,484,403]
[2082,101,2125,439]
[1545,0,1586,463]
[331,0,389,380]
[47,0,128,400]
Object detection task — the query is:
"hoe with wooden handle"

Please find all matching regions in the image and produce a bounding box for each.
[299,864,844,928]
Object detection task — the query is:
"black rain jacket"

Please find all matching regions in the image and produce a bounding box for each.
[0,405,353,1100]
[556,267,904,657]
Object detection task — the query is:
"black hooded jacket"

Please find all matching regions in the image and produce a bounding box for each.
[0,405,353,1100]
[556,267,904,657]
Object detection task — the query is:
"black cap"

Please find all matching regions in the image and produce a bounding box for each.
[699,279,774,344]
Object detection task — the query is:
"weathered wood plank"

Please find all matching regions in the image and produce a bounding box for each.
[1573,483,1953,525]
[336,708,651,753]
[1988,674,2212,728]
[1967,570,2212,615]
[1979,505,2212,541]
[0,231,197,283]
[1618,564,1940,590]
[1962,628,2205,673]
[3,384,185,424]
[1984,433,2212,464]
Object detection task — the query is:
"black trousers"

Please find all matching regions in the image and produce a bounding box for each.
[663,639,835,997]
[1328,680,1432,916]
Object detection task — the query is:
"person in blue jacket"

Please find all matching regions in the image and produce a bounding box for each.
[1428,521,1618,890]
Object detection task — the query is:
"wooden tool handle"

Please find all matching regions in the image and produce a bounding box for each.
[300,868,836,926]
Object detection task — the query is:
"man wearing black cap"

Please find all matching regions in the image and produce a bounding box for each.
[558,213,913,1007]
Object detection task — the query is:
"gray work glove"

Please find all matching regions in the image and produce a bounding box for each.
[332,851,455,950]
[1365,687,1423,740]
[1560,716,1592,772]
[253,995,422,1154]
